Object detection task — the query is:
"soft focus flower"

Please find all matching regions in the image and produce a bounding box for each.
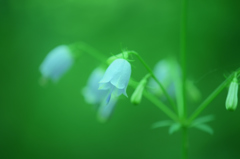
[99,59,131,103]
[148,59,177,97]
[39,45,74,82]
[82,67,108,105]
[82,67,119,122]
[148,59,201,102]
[97,96,118,123]
[226,74,238,111]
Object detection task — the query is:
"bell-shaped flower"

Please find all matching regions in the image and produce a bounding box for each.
[82,67,119,122]
[97,96,118,123]
[148,58,201,102]
[148,59,177,97]
[82,67,109,105]
[39,45,74,82]
[99,59,131,103]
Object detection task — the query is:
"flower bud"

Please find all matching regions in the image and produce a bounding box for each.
[226,75,238,111]
[131,74,150,105]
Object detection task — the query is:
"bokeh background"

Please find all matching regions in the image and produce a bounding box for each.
[1,0,240,158]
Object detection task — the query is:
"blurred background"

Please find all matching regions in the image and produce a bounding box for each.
[1,0,240,158]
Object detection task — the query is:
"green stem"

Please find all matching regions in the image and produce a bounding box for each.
[75,42,107,63]
[182,127,188,159]
[180,0,188,158]
[128,51,177,113]
[189,73,234,122]
[180,0,188,119]
[129,79,178,121]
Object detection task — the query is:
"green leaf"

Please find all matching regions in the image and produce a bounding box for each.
[151,120,173,129]
[169,123,181,134]
[191,115,214,127]
[193,124,214,135]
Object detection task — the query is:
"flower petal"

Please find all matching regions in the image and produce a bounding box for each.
[82,67,108,105]
[40,45,73,81]
[110,59,131,89]
[97,96,118,123]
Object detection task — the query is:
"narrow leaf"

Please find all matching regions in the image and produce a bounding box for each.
[169,123,181,134]
[193,124,214,135]
[151,120,173,129]
[191,115,214,127]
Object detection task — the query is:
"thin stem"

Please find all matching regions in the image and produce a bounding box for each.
[75,42,107,63]
[180,0,188,158]
[174,67,184,118]
[189,73,234,122]
[129,79,178,121]
[182,127,188,159]
[128,51,178,113]
[180,0,188,118]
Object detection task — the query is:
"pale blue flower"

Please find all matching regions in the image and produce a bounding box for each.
[82,67,109,105]
[40,45,74,82]
[99,59,131,103]
[82,67,119,122]
[148,59,201,102]
[148,59,177,97]
[97,96,118,123]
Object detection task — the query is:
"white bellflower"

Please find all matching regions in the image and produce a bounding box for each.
[40,45,74,82]
[82,67,119,122]
[82,67,108,105]
[148,59,176,97]
[99,59,131,103]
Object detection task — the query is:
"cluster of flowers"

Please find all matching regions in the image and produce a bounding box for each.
[39,45,132,122]
[39,45,239,123]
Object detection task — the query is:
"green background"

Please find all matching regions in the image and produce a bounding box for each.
[1,0,240,158]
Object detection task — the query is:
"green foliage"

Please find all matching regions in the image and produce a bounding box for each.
[192,124,214,135]
[190,115,215,127]
[2,0,240,159]
[151,120,173,129]
[169,123,181,135]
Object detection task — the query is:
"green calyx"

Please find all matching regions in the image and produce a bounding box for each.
[107,51,129,65]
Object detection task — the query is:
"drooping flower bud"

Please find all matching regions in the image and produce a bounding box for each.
[131,74,150,105]
[226,74,238,111]
[99,59,131,104]
[39,45,74,82]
